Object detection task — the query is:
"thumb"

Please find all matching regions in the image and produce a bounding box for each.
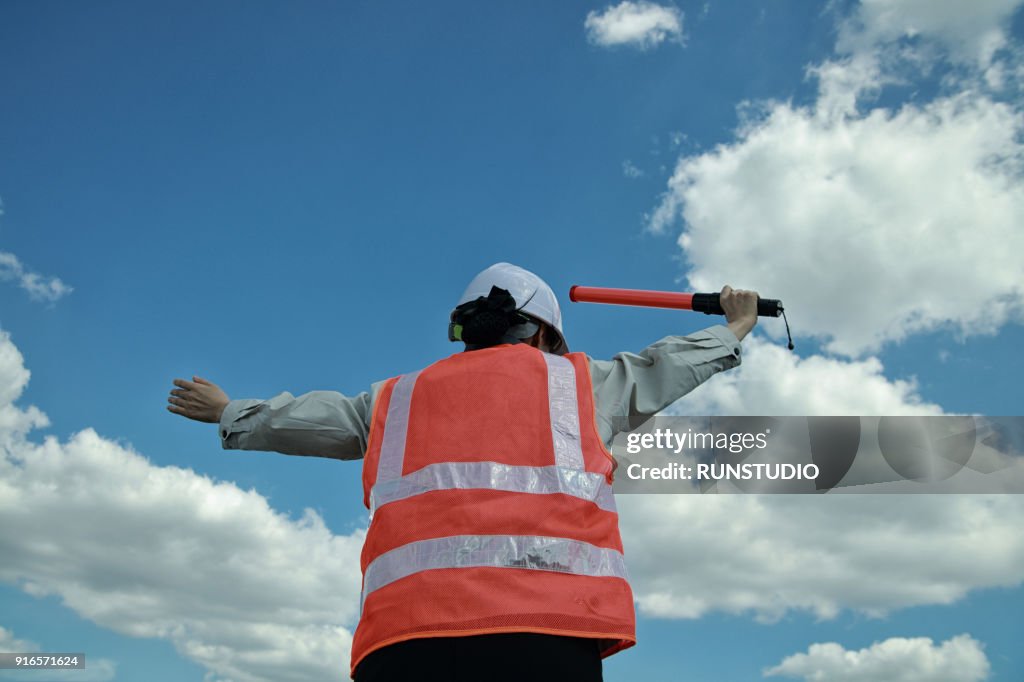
[193,375,211,385]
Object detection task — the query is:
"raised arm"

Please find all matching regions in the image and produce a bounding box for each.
[587,285,759,444]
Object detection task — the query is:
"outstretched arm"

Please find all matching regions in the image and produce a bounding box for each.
[167,376,376,460]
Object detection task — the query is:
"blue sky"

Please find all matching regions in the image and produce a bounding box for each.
[1,2,1023,681]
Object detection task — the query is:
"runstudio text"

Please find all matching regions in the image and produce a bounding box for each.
[625,461,821,481]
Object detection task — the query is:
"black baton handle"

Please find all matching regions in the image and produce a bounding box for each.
[691,293,784,318]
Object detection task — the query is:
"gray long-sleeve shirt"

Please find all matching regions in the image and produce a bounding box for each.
[219,325,742,459]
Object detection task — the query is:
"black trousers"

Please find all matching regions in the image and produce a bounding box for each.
[354,633,604,682]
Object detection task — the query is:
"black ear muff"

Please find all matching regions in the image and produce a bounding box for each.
[450,286,520,346]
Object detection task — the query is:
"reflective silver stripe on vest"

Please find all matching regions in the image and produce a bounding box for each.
[371,354,615,518]
[375,371,420,484]
[542,353,586,471]
[370,460,616,515]
[363,534,628,599]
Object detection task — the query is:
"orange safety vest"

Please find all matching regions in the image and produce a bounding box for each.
[350,343,636,676]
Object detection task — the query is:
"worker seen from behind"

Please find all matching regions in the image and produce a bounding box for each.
[167,262,759,682]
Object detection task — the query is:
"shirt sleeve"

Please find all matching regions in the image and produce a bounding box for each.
[588,325,742,445]
[218,383,384,460]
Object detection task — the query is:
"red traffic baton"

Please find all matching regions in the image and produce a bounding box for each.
[569,285,784,317]
[569,285,793,349]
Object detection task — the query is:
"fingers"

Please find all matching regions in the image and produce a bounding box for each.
[721,284,758,298]
[167,376,227,424]
[168,381,200,415]
[170,379,214,400]
[167,399,192,418]
[166,391,209,422]
[720,286,760,309]
[169,385,196,404]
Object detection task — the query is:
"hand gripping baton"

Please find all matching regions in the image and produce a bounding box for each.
[568,285,794,349]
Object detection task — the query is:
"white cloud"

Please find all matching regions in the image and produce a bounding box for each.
[615,338,1024,622]
[1,287,1021,682]
[0,201,72,304]
[0,626,116,681]
[0,331,48,445]
[0,328,364,682]
[623,160,645,178]
[765,633,990,681]
[670,336,943,416]
[826,0,1024,109]
[840,0,1023,69]
[585,1,683,50]
[0,251,73,304]
[0,626,35,654]
[619,494,1024,621]
[648,3,1024,357]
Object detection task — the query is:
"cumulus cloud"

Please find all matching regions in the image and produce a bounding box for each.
[648,3,1024,356]
[670,336,943,416]
[0,627,34,653]
[765,633,990,681]
[840,0,1023,69]
[0,626,116,681]
[619,494,1024,621]
[0,328,364,682]
[585,1,683,50]
[1,305,1020,682]
[614,337,1024,622]
[824,0,1024,107]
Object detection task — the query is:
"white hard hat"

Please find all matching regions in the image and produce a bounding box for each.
[455,263,568,354]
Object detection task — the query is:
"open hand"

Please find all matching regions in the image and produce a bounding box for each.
[167,376,230,423]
